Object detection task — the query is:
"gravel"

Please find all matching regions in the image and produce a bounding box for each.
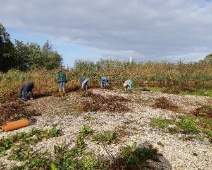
[0,89,211,170]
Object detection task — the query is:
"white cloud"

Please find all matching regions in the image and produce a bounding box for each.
[1,0,212,64]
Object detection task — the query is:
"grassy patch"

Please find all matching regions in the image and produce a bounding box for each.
[177,116,199,133]
[149,86,212,97]
[150,115,212,142]
[180,89,212,97]
[150,118,174,129]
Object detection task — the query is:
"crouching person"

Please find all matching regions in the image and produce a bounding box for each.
[79,77,89,90]
[100,76,110,88]
[19,82,34,101]
[123,79,133,91]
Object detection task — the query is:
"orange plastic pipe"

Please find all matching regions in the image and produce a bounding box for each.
[2,119,29,132]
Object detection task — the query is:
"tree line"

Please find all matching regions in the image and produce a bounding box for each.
[0,23,62,72]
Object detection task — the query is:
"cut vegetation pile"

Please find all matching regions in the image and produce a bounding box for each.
[152,97,179,112]
[192,105,212,118]
[76,91,131,113]
[0,101,40,126]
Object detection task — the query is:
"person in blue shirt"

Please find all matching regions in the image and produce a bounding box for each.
[100,76,110,88]
[79,77,89,90]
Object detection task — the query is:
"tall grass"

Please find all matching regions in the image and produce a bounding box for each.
[0,59,211,102]
[70,59,212,88]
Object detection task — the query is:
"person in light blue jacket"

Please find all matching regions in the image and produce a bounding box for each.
[100,76,110,88]
[79,77,89,90]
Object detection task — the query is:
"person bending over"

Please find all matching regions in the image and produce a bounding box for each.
[19,82,34,101]
[79,77,89,90]
[100,76,110,88]
[123,79,133,91]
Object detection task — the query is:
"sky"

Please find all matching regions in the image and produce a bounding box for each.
[1,0,212,67]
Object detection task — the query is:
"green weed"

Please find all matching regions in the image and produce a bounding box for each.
[80,124,93,137]
[0,127,62,158]
[177,116,199,134]
[10,129,160,170]
[110,142,159,169]
[150,118,174,128]
[93,131,117,144]
[150,115,211,142]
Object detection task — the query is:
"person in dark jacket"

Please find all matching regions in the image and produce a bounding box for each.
[19,82,34,100]
[57,70,67,96]
[79,77,89,90]
[100,76,109,88]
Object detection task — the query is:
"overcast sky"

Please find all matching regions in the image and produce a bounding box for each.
[1,0,212,67]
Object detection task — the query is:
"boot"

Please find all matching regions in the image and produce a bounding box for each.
[85,84,88,90]
[59,88,63,96]
[62,88,66,95]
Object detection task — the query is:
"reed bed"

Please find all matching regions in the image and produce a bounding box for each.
[0,60,211,103]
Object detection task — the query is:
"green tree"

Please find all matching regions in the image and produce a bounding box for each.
[0,23,14,72]
[28,43,42,70]
[13,40,30,71]
[0,24,63,71]
[41,40,51,67]
[203,53,212,64]
[29,42,62,70]
[41,41,63,70]
[45,51,62,70]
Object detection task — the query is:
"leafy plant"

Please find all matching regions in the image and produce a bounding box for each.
[110,142,159,169]
[80,124,93,137]
[11,156,52,170]
[177,116,199,134]
[150,115,212,142]
[93,131,117,144]
[0,127,62,158]
[9,127,160,170]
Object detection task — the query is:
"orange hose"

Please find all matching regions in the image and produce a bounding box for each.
[2,119,29,132]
